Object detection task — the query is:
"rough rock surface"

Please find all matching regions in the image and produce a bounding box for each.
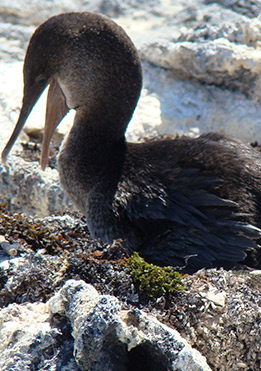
[161,269,261,371]
[0,157,71,216]
[49,280,211,370]
[0,301,79,371]
[0,208,260,370]
[0,279,211,370]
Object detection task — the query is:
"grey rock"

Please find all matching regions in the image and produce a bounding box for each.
[0,273,211,370]
[165,268,261,371]
[141,17,261,98]
[49,279,211,371]
[0,22,34,62]
[138,6,261,142]
[0,0,168,26]
[205,0,261,18]
[0,216,259,370]
[0,0,101,26]
[0,235,19,257]
[0,156,72,216]
[178,8,261,46]
[142,61,261,143]
[0,301,80,371]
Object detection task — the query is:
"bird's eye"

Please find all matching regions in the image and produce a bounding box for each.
[36,75,46,85]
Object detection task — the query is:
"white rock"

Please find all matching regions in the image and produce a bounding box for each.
[0,301,79,370]
[141,38,261,83]
[142,62,261,142]
[0,279,212,370]
[49,279,211,371]
[0,156,72,216]
[200,284,226,308]
[0,0,101,25]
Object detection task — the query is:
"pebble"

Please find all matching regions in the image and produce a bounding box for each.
[0,235,18,256]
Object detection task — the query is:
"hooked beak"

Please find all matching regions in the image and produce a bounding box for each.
[1,78,69,171]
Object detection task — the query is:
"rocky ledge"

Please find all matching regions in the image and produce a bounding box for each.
[0,206,260,370]
[1,279,210,371]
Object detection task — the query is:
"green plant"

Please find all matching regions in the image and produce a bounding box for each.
[126,252,184,297]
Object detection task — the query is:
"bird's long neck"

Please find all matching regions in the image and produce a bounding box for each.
[58,110,127,212]
[57,41,142,213]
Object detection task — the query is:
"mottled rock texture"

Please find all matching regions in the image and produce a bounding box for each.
[49,280,211,370]
[0,209,260,370]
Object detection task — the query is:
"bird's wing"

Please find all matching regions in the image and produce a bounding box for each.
[113,167,261,272]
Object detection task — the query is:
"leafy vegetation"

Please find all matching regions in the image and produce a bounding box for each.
[126,252,184,297]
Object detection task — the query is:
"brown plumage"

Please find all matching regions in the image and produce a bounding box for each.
[2,12,261,272]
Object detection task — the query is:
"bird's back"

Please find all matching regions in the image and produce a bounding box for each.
[113,133,261,272]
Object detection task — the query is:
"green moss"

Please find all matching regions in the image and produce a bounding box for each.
[126,252,184,297]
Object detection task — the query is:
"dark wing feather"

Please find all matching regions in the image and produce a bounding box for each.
[114,167,261,273]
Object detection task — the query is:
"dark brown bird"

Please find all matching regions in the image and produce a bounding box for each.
[2,12,261,273]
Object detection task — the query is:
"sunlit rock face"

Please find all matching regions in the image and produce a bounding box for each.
[0,279,211,370]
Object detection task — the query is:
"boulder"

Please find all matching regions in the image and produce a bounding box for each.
[0,279,211,371]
